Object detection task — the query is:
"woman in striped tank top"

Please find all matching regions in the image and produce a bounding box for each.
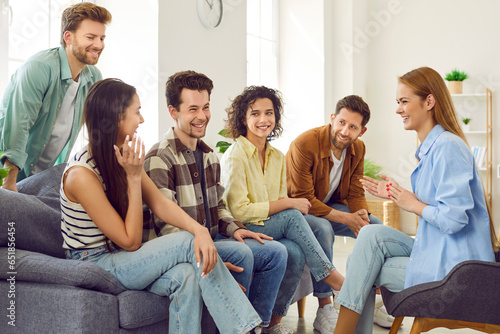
[61,78,261,334]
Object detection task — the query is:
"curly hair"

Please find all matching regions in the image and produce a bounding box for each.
[225,86,283,141]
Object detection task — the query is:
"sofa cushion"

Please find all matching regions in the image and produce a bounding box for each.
[118,290,170,329]
[0,249,126,295]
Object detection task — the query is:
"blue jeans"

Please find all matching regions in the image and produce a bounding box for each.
[214,237,287,326]
[246,209,334,317]
[305,202,383,298]
[66,231,261,334]
[336,224,413,334]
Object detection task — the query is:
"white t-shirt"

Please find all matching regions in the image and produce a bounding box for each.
[323,149,346,204]
[34,79,80,174]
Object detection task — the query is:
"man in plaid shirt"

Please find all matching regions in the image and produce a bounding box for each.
[144,70,288,331]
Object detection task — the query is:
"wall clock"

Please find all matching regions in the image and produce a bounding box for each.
[197,0,223,29]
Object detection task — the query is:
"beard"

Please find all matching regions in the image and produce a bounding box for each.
[330,130,354,151]
[71,40,101,66]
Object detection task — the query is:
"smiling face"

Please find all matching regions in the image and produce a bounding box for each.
[329,108,366,155]
[66,19,106,66]
[244,98,276,146]
[117,94,143,145]
[396,82,436,136]
[169,88,211,147]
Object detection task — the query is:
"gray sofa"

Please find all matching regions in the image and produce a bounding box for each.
[0,164,216,333]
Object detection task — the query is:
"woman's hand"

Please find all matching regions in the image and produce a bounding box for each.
[287,198,311,215]
[114,134,145,181]
[193,226,218,278]
[387,183,426,216]
[360,174,398,199]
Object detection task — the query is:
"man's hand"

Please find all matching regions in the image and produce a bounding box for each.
[224,262,246,292]
[342,209,370,237]
[233,228,273,244]
[1,159,19,192]
[193,227,218,278]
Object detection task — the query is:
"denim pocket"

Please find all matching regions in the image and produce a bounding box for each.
[65,246,108,262]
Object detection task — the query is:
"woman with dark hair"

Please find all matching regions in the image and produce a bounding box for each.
[61,78,261,334]
[221,86,345,334]
[333,67,498,333]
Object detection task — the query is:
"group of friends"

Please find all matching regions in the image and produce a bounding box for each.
[1,3,498,334]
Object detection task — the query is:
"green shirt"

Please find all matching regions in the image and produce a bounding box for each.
[0,46,102,180]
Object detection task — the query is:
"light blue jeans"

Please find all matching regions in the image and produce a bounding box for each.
[336,224,413,334]
[305,202,383,298]
[246,209,334,317]
[66,231,261,334]
[214,237,287,326]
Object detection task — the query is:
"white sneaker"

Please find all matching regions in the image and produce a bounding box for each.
[313,304,338,334]
[261,323,294,334]
[373,304,395,328]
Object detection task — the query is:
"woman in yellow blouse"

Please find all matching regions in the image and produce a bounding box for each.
[221,86,344,334]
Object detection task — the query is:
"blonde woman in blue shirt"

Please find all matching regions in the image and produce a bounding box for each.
[221,86,345,334]
[333,66,498,334]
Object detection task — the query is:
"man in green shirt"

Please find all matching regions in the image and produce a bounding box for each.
[0,2,111,191]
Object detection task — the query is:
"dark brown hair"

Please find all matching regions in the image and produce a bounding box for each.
[225,86,283,140]
[83,78,136,222]
[61,2,112,47]
[165,71,213,110]
[335,95,371,127]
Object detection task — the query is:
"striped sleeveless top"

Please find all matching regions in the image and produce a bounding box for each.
[60,146,107,249]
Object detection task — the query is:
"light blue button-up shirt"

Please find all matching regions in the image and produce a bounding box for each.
[405,124,495,288]
[0,47,102,180]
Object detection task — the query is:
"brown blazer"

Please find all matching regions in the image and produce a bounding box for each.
[286,124,368,217]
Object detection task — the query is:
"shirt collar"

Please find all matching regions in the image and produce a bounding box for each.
[415,124,445,161]
[165,127,213,154]
[58,46,90,84]
[236,135,275,159]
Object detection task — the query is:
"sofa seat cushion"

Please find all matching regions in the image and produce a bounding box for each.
[117,289,170,329]
[0,249,126,295]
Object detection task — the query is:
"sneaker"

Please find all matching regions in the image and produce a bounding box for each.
[313,304,338,334]
[373,305,395,328]
[261,323,294,334]
[247,327,262,334]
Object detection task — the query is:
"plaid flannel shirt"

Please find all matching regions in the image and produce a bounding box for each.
[143,128,246,240]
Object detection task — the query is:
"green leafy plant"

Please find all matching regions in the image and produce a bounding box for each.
[216,129,232,153]
[445,69,468,81]
[364,158,383,181]
[461,117,471,125]
[0,151,11,186]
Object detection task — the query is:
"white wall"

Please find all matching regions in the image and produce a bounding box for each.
[157,0,248,149]
[335,0,500,234]
[96,0,159,149]
[273,0,324,153]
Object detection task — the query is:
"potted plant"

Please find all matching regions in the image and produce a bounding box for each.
[216,129,232,153]
[461,117,472,132]
[0,151,11,186]
[364,158,383,181]
[445,69,468,94]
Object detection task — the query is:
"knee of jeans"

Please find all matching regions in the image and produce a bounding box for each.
[269,242,288,269]
[357,224,386,245]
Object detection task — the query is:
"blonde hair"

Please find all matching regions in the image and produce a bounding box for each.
[399,67,498,252]
[60,2,112,47]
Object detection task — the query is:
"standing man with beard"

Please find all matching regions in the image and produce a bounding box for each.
[0,2,111,191]
[286,95,386,333]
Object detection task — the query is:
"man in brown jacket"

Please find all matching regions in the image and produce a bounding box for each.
[286,95,385,333]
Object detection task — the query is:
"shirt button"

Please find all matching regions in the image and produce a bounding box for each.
[203,219,206,224]
[58,104,61,108]
[194,172,199,177]
[186,150,191,154]
[199,196,202,200]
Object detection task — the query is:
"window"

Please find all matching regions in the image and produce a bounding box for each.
[246,0,278,88]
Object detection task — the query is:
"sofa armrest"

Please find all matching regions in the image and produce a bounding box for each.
[0,248,125,295]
